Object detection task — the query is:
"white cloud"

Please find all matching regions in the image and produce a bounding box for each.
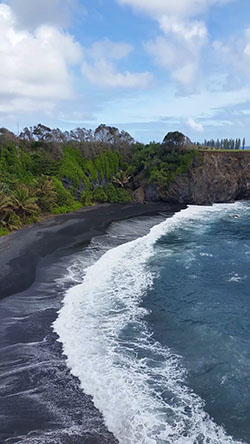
[159,16,207,43]
[118,0,232,89]
[214,27,250,82]
[6,0,84,30]
[90,38,133,60]
[187,117,204,132]
[95,83,250,126]
[0,3,82,114]
[145,19,207,88]
[81,39,152,88]
[117,0,231,19]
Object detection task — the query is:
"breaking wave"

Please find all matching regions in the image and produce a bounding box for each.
[53,204,245,444]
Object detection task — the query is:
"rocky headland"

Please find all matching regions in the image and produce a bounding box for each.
[141,150,250,205]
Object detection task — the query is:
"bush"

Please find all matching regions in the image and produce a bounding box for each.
[0,226,9,236]
[51,201,82,215]
[116,188,131,202]
[53,177,74,207]
[81,190,94,206]
[58,146,90,188]
[104,183,131,203]
[92,186,107,203]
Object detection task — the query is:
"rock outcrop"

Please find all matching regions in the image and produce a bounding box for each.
[145,151,250,205]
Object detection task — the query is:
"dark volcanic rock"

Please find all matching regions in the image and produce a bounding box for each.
[133,186,146,203]
[159,151,250,204]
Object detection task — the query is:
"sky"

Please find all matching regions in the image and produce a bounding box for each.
[0,0,250,143]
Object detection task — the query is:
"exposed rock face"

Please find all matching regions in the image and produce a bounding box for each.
[133,186,145,203]
[146,151,250,205]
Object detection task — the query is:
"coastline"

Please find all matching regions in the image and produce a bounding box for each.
[0,202,185,300]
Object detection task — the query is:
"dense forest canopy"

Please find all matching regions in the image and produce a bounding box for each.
[0,125,246,236]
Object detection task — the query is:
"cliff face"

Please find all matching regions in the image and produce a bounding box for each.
[144,151,250,205]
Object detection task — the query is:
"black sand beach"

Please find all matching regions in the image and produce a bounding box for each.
[0,203,184,300]
[0,202,184,444]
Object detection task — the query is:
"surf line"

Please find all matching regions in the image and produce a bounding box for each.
[54,204,244,444]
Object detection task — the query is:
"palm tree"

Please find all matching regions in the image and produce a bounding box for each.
[0,182,11,195]
[0,193,13,223]
[4,212,22,231]
[12,187,40,223]
[34,175,57,212]
[0,193,17,231]
[112,170,131,188]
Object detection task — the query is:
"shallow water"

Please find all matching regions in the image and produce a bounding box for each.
[54,202,250,444]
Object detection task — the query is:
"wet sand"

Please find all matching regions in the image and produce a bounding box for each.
[0,202,185,443]
[0,203,184,300]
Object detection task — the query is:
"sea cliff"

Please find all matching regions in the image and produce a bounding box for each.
[141,151,250,205]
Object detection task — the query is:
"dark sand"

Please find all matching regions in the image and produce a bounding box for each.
[0,202,185,443]
[0,202,184,300]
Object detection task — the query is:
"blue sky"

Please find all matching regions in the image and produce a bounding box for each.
[1,0,250,143]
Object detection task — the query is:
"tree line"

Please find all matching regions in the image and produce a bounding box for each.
[0,124,136,236]
[0,123,135,161]
[201,138,246,150]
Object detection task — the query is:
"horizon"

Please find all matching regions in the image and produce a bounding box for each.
[0,0,250,144]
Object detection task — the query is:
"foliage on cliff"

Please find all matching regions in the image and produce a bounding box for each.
[1,125,233,236]
[0,125,134,235]
[131,141,197,187]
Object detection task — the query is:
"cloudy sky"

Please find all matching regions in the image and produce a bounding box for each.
[0,0,250,143]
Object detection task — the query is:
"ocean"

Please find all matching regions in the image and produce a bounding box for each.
[1,202,250,443]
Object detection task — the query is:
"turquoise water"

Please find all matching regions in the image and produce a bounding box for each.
[54,202,250,444]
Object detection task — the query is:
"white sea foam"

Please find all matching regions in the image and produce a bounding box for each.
[53,204,245,444]
[228,273,247,283]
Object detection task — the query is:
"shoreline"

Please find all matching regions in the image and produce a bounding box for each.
[0,202,185,300]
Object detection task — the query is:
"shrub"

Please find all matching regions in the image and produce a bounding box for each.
[53,177,74,207]
[92,186,107,203]
[51,201,82,215]
[58,146,89,187]
[104,183,131,203]
[81,190,94,206]
[0,226,9,236]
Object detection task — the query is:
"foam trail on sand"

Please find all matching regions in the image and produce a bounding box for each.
[54,204,245,444]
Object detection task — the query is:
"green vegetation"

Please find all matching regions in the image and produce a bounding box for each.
[0,124,134,235]
[201,137,246,150]
[132,142,196,187]
[1,124,244,237]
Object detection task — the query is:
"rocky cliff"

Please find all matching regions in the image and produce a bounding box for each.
[143,151,250,205]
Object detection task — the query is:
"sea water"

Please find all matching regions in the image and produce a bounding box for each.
[54,202,250,444]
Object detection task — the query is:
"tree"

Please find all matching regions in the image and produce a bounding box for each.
[19,127,34,142]
[0,193,13,220]
[112,170,131,188]
[242,138,246,150]
[162,132,195,152]
[119,130,134,145]
[32,124,51,142]
[0,128,17,146]
[94,124,120,144]
[34,175,57,212]
[12,187,40,222]
[0,193,22,231]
